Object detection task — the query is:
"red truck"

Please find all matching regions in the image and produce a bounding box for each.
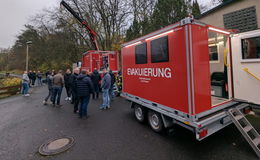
[81,50,119,73]
[61,1,119,73]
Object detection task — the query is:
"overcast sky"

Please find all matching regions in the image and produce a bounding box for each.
[0,0,215,49]
[0,0,60,49]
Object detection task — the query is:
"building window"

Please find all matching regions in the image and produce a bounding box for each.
[151,36,169,63]
[241,36,260,59]
[209,45,218,61]
[135,42,147,64]
[223,6,258,32]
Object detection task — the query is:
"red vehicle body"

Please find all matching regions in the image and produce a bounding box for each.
[121,17,254,141]
[122,18,228,116]
[81,50,119,73]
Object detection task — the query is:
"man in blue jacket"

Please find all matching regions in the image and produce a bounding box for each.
[76,69,94,119]
[101,68,111,109]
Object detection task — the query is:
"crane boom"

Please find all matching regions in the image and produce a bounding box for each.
[60,0,99,50]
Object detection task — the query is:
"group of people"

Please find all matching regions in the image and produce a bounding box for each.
[28,70,43,87]
[21,70,43,96]
[42,67,116,119]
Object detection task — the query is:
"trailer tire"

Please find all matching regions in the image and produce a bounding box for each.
[134,105,146,123]
[148,110,164,133]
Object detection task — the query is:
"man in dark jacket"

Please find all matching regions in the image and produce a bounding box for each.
[64,69,72,101]
[71,68,80,113]
[45,71,50,78]
[31,71,37,86]
[43,71,54,105]
[76,69,94,118]
[101,68,111,109]
[28,70,33,87]
[91,69,101,99]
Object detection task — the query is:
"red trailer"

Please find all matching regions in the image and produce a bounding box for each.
[121,17,260,157]
[81,50,118,73]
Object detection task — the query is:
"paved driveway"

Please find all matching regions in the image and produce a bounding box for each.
[0,86,258,160]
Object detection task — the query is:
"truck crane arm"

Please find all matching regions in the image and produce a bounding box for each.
[60,0,99,50]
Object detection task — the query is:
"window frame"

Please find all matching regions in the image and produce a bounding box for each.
[239,32,260,63]
[209,44,220,63]
[240,35,260,62]
[150,36,169,63]
[135,42,147,64]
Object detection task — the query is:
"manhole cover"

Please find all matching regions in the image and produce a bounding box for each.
[39,136,75,156]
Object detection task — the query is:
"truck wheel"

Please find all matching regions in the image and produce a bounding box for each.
[134,105,146,123]
[148,110,164,133]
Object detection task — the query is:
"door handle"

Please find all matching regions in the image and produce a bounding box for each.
[224,48,229,67]
[243,68,260,81]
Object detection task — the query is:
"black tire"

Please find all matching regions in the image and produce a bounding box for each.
[134,105,146,123]
[148,110,164,133]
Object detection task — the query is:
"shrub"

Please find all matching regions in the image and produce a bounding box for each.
[0,77,22,88]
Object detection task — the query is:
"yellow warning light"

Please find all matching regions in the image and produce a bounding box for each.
[184,121,190,125]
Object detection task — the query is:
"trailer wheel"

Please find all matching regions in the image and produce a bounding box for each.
[148,111,164,133]
[134,105,146,123]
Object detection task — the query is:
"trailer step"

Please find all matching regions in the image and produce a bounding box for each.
[253,138,260,146]
[234,115,244,121]
[228,105,260,158]
[244,126,253,133]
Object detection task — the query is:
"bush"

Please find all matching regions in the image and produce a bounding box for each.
[0,77,22,88]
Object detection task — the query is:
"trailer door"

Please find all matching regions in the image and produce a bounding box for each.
[231,29,260,105]
[207,29,231,106]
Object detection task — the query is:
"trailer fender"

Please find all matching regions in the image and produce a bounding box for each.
[130,102,136,108]
[161,114,174,128]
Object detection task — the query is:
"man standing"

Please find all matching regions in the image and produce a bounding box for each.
[101,68,111,109]
[22,71,30,97]
[28,70,33,87]
[45,71,50,78]
[31,71,37,86]
[91,69,101,99]
[43,71,54,105]
[52,70,64,107]
[36,71,43,86]
[76,69,93,119]
[64,69,72,101]
[71,68,80,113]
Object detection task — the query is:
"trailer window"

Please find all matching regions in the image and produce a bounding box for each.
[151,36,169,63]
[209,45,218,61]
[135,43,147,64]
[241,36,260,59]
